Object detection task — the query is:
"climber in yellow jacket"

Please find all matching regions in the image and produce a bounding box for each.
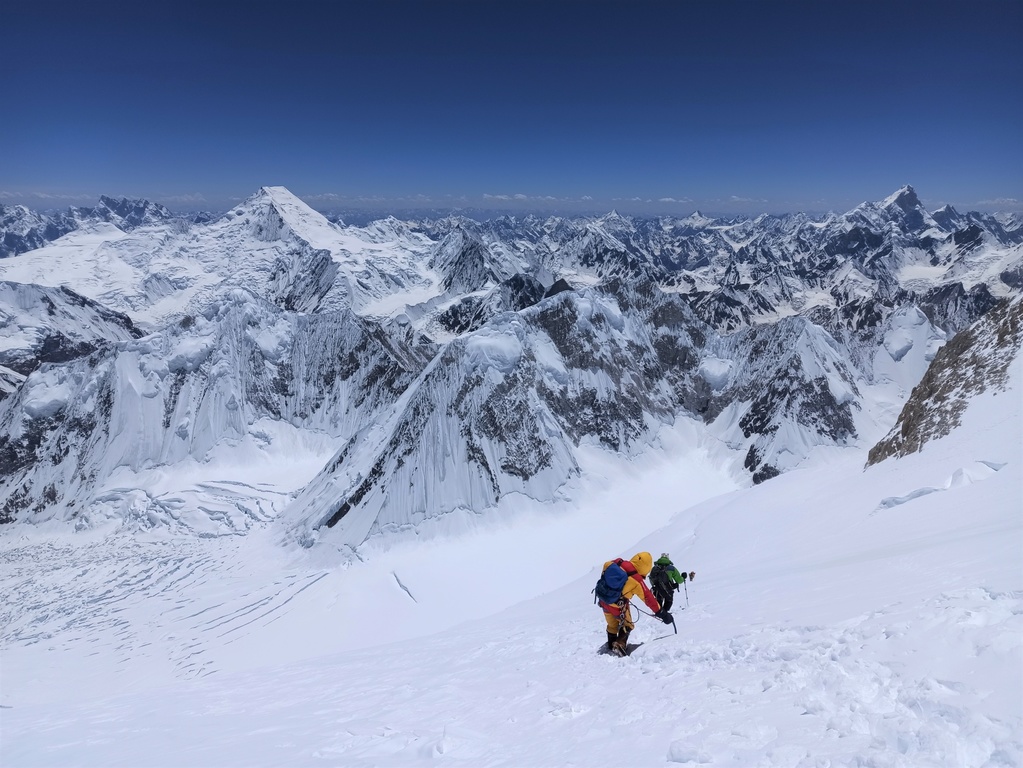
[595,551,673,656]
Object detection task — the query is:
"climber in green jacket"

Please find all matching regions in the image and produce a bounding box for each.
[648,554,695,613]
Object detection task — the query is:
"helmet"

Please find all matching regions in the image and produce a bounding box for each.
[630,551,653,576]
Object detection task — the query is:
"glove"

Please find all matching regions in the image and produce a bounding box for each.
[656,609,674,625]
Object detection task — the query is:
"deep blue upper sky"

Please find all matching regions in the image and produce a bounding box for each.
[4,0,1021,216]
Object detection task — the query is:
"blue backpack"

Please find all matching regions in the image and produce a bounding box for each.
[593,561,629,605]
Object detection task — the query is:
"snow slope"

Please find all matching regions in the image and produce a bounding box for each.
[1,346,1019,767]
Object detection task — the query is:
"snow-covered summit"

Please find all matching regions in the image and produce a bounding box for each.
[236,185,344,248]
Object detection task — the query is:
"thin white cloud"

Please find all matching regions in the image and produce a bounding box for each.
[484,193,593,204]
[0,190,94,202]
[976,197,1022,208]
[658,197,693,204]
[160,193,207,205]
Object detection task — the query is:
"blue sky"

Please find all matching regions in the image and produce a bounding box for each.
[4,0,1021,216]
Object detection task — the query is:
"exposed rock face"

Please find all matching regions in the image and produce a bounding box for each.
[867,297,1022,465]
[0,282,143,376]
[0,205,77,258]
[289,277,884,546]
[430,228,504,293]
[92,196,175,231]
[438,273,546,334]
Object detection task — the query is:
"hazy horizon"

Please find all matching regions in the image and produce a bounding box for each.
[5,1,1021,217]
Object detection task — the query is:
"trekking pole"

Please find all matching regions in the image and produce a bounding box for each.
[683,579,689,608]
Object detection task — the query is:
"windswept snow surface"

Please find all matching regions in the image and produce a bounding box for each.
[1,363,1021,766]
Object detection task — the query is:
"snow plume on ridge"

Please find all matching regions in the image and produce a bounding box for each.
[0,290,434,528]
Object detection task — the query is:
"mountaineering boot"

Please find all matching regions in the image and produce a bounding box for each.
[611,629,629,657]
[607,631,618,651]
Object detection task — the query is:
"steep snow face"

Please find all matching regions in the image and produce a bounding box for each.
[205,188,442,320]
[0,281,142,376]
[868,296,1023,465]
[0,365,23,399]
[429,227,505,293]
[703,317,863,482]
[0,291,434,528]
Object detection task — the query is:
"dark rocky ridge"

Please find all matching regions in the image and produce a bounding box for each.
[867,298,1022,465]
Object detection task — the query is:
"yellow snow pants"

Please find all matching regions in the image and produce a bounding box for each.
[603,603,634,635]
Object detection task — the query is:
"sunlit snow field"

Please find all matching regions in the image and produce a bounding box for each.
[1,362,1020,767]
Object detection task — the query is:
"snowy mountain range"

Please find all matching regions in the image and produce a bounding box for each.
[0,185,1019,548]
[0,195,178,258]
[1,184,1020,766]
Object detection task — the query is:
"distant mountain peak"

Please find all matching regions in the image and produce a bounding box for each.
[233,186,341,247]
[682,211,714,227]
[882,185,921,211]
[930,203,963,232]
[88,195,173,231]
